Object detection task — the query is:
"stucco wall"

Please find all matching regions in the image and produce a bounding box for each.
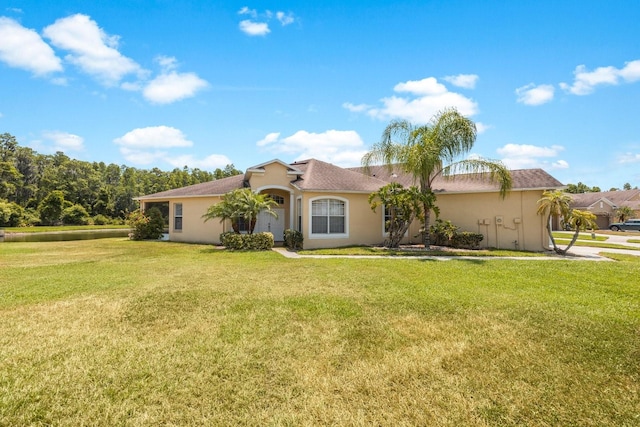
[301,192,387,249]
[168,196,225,244]
[435,190,549,251]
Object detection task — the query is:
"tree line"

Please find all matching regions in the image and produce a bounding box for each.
[0,133,241,227]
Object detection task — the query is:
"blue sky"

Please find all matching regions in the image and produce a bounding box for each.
[1,0,639,190]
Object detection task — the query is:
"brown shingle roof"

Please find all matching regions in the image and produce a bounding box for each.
[291,159,390,192]
[348,165,564,192]
[570,189,640,208]
[136,174,245,200]
[137,159,565,200]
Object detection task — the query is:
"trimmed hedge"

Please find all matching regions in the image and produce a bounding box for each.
[283,229,303,250]
[220,232,275,250]
[451,231,484,249]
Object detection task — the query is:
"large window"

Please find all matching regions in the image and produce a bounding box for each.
[311,198,346,235]
[174,203,183,231]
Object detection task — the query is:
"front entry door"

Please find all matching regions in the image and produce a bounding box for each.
[255,208,285,240]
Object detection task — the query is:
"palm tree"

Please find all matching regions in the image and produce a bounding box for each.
[563,209,598,253]
[362,108,512,246]
[537,190,597,255]
[536,190,571,254]
[235,189,279,234]
[615,205,635,223]
[202,188,278,234]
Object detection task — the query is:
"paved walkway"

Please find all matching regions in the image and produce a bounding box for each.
[273,232,640,261]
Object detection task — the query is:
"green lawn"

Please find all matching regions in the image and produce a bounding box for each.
[1,239,639,426]
[552,231,608,241]
[3,224,128,233]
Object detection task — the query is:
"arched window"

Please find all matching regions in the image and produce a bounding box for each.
[310,197,347,237]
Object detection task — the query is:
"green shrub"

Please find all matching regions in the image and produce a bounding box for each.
[283,229,303,250]
[429,219,458,246]
[92,214,110,225]
[0,200,25,227]
[128,208,164,240]
[61,204,91,225]
[451,231,484,249]
[220,231,274,250]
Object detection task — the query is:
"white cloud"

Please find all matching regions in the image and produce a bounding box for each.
[43,14,144,86]
[114,126,193,149]
[0,17,62,75]
[618,152,640,164]
[257,129,367,167]
[443,74,478,89]
[515,83,555,106]
[560,59,640,95]
[497,143,568,170]
[276,11,295,26]
[239,19,270,36]
[118,147,167,166]
[238,7,257,18]
[164,154,232,169]
[33,131,84,153]
[143,71,208,104]
[237,7,295,36]
[475,122,491,134]
[342,102,371,113]
[346,76,479,124]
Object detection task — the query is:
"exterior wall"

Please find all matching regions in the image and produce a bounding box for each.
[434,190,549,251]
[168,196,225,244]
[301,191,386,249]
[249,163,297,190]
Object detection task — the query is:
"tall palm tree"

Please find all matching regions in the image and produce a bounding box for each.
[563,209,598,254]
[362,108,512,246]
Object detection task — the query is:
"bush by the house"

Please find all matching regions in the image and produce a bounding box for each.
[220,231,274,250]
[128,208,164,240]
[451,231,484,249]
[429,219,459,246]
[283,229,303,250]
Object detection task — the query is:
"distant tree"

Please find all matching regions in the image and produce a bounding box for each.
[214,164,242,179]
[38,190,66,225]
[368,183,426,248]
[61,204,91,225]
[609,187,618,192]
[0,200,24,227]
[565,182,600,194]
[623,182,632,190]
[615,206,635,223]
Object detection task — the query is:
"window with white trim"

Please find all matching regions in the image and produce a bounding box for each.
[236,216,251,233]
[268,194,285,205]
[174,203,183,231]
[296,197,302,232]
[311,198,345,235]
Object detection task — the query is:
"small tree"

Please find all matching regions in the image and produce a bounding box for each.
[203,188,278,234]
[615,205,635,223]
[537,190,597,255]
[61,204,91,225]
[38,190,66,225]
[368,183,426,248]
[128,207,164,240]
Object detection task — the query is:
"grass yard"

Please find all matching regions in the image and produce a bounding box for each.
[1,239,639,426]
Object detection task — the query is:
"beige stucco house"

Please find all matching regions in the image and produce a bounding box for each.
[135,158,564,251]
[569,189,640,229]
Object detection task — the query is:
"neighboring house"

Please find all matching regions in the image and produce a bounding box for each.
[568,189,640,230]
[135,158,564,251]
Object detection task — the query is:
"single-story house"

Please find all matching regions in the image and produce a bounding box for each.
[135,158,564,251]
[568,189,640,229]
